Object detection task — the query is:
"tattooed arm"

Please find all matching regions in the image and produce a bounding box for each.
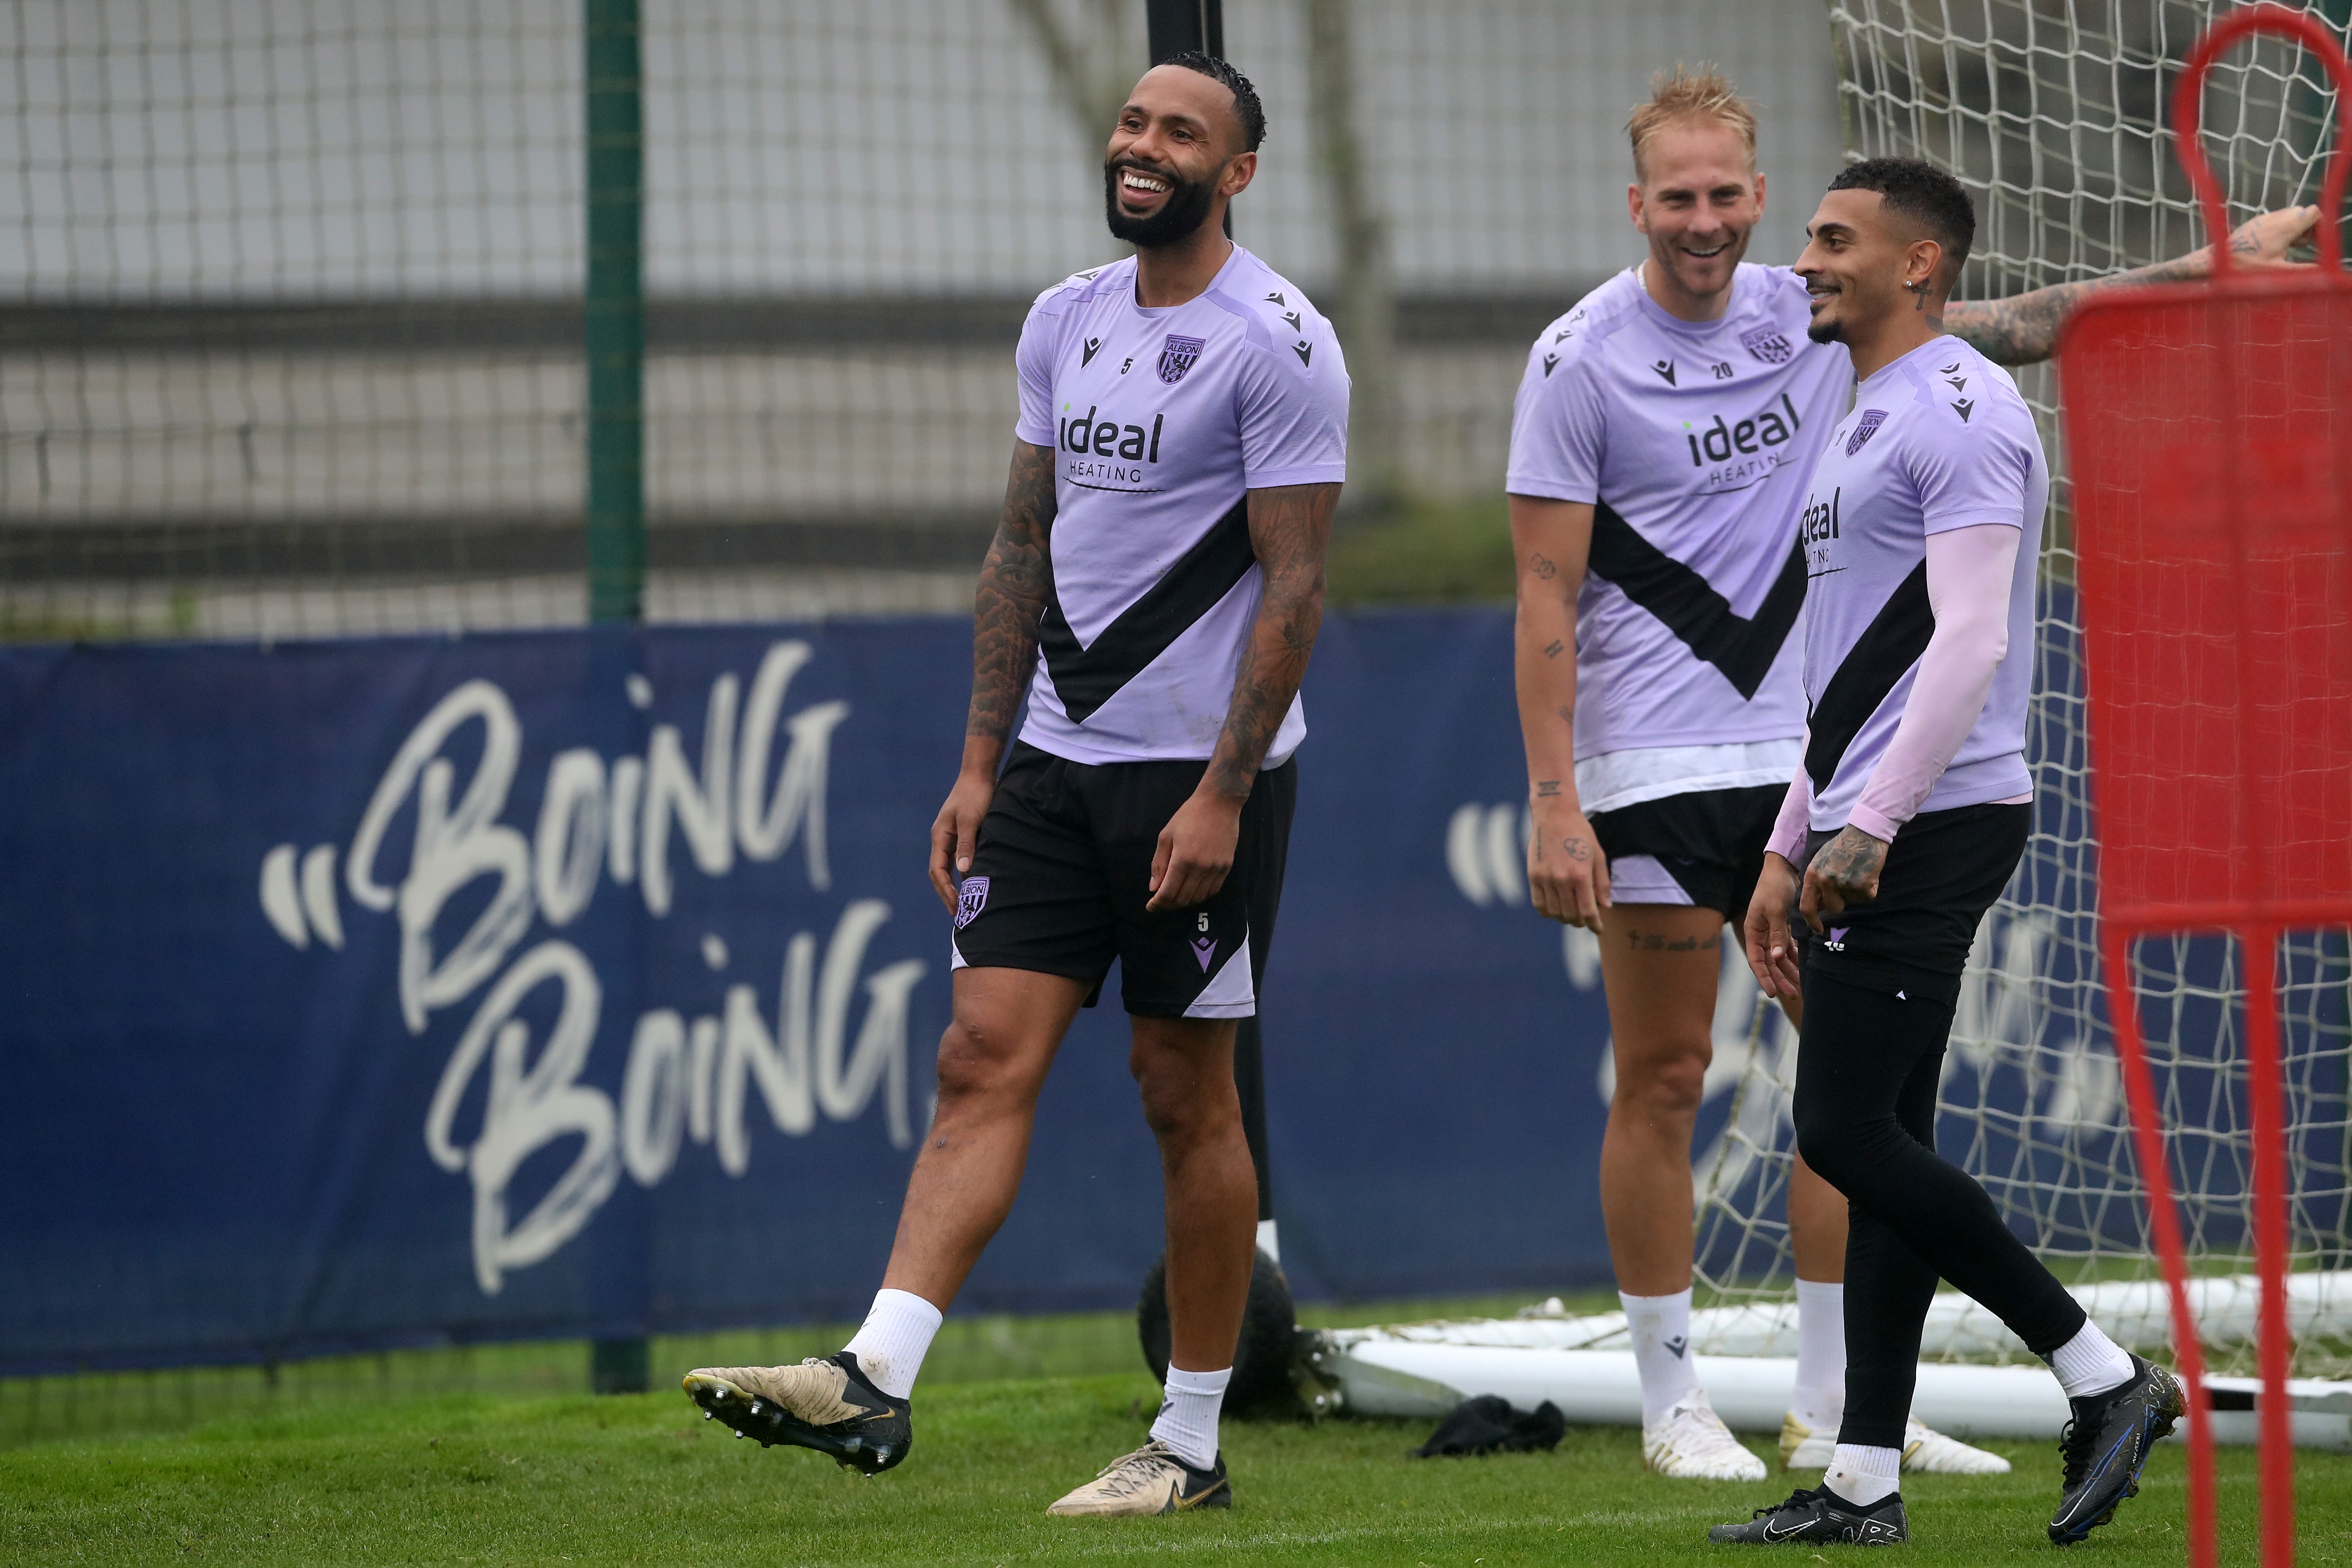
[1146,481,1341,912]
[1943,204,2320,365]
[1509,495,1610,931]
[930,440,1057,910]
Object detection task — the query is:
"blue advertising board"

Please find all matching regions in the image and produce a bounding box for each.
[0,613,1619,1375]
[6,607,2332,1377]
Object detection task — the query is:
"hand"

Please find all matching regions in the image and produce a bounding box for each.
[1148,789,1242,911]
[1743,852,1804,1003]
[928,769,997,910]
[2215,204,2320,274]
[1798,824,1889,934]
[1526,795,1610,931]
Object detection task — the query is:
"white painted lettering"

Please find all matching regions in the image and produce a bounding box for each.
[621,1009,688,1185]
[424,941,618,1295]
[736,641,849,887]
[718,931,816,1173]
[535,749,607,927]
[642,675,739,916]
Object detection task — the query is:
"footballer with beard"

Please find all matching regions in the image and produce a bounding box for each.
[1713,156,2180,1548]
[682,53,1347,1518]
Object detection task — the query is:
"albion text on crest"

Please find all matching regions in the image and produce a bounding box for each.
[1847,408,1889,456]
[1741,325,1794,364]
[1158,333,1206,385]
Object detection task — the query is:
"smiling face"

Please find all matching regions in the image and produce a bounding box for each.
[1794,187,1941,345]
[1103,64,1256,249]
[1628,122,1764,306]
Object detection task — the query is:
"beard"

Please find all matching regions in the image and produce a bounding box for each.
[1805,315,1846,344]
[1104,157,1219,247]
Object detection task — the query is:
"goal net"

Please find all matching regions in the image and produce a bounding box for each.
[1685,0,2352,1382]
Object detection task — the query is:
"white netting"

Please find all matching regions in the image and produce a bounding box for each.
[1691,0,2352,1380]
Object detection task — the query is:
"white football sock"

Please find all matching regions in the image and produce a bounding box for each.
[2048,1319,2136,1399]
[1149,1364,1231,1471]
[1621,1288,1704,1424]
[1790,1278,1847,1432]
[1826,1442,1901,1507]
[841,1287,942,1401]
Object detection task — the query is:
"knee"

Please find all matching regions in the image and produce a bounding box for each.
[1614,1042,1710,1125]
[1793,1094,1889,1194]
[1791,1088,1841,1178]
[932,1012,1025,1108]
[1132,1053,1237,1147]
[1793,1120,1847,1191]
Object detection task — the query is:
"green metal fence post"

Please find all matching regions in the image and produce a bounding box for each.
[585,0,645,623]
[585,0,648,1394]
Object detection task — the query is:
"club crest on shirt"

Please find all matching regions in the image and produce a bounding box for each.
[1741,325,1795,364]
[1846,408,1889,456]
[1158,334,1207,384]
[955,875,990,929]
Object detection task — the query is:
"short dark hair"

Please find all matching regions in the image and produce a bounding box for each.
[1163,50,1265,153]
[1826,156,1976,283]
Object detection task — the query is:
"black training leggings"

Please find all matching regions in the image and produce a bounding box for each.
[1793,969,2089,1450]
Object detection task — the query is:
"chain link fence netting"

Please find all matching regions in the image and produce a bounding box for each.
[3,0,1838,639]
[1694,0,2352,1382]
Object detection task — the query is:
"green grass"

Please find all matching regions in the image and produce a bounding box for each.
[4,1373,2347,1567]
[9,1293,2340,1563]
[0,1295,1602,1451]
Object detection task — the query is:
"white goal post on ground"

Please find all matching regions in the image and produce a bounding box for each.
[1306,0,2352,1446]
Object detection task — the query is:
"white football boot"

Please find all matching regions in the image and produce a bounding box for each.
[1780,1411,2012,1474]
[1045,1438,1231,1516]
[1643,1392,1769,1480]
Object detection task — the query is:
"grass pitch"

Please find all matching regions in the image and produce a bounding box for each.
[4,1370,2346,1567]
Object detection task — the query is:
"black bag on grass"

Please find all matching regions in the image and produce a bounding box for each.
[1410,1394,1566,1458]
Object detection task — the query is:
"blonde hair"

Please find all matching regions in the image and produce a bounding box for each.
[1626,64,1758,180]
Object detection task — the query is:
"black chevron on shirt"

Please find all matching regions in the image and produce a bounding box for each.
[1803,560,1936,793]
[1037,496,1257,722]
[1585,500,1807,700]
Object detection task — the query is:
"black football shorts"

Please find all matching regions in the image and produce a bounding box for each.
[949,741,1295,1019]
[1587,783,1785,921]
[1794,802,2030,1007]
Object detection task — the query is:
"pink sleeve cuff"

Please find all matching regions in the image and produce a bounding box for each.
[1846,802,1902,843]
[1765,767,1811,864]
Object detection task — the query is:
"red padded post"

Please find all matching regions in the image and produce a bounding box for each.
[2063,9,2352,1567]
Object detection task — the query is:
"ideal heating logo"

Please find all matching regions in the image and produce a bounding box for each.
[1058,404,1166,485]
[1801,487,1841,542]
[1683,391,1805,492]
[1801,486,1841,574]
